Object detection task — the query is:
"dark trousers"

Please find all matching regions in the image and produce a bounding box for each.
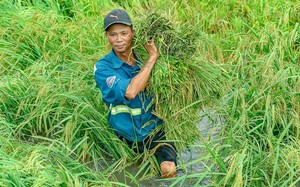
[123,129,177,165]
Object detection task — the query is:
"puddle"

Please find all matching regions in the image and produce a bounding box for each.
[97,109,222,187]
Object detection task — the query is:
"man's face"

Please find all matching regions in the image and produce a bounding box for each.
[105,24,134,54]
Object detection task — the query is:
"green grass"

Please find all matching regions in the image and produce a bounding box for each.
[0,137,123,187]
[0,0,299,186]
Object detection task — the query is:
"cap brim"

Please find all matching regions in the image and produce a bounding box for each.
[104,21,132,31]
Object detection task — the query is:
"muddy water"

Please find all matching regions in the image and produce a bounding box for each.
[101,109,222,187]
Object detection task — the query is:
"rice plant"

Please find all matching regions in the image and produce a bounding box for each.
[0,0,299,186]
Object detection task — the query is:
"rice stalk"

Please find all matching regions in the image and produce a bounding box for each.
[131,11,230,148]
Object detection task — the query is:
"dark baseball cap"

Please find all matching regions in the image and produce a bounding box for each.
[104,9,132,31]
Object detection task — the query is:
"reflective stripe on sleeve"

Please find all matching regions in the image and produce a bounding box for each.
[111,105,141,116]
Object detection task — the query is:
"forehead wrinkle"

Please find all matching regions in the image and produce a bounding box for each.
[106,24,132,32]
[107,28,132,35]
[108,29,129,33]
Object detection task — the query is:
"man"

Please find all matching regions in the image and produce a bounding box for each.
[94,9,177,178]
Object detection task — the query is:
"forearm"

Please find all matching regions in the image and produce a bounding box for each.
[125,59,156,99]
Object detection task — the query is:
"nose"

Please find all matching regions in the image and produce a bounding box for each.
[116,34,122,42]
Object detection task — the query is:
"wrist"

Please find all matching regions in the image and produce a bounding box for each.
[148,56,157,63]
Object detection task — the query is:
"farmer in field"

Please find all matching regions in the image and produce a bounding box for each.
[94,9,177,178]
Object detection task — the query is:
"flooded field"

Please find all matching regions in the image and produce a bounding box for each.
[104,109,223,187]
[2,1,298,186]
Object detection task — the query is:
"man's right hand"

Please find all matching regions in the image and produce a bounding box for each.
[144,37,159,63]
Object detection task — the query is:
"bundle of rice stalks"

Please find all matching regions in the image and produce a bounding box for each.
[134,12,195,60]
[133,11,229,148]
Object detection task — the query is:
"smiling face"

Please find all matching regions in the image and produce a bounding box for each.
[105,24,134,54]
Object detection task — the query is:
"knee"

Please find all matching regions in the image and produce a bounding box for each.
[160,161,176,178]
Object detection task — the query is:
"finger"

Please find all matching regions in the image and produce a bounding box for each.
[146,37,155,45]
[150,37,155,44]
[146,40,153,45]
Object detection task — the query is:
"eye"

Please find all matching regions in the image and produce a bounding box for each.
[122,32,128,36]
[109,33,116,37]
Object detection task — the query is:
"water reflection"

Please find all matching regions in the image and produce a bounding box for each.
[99,109,222,187]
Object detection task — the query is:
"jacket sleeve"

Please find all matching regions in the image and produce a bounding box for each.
[94,60,131,104]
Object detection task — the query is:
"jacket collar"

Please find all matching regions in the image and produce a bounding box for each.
[107,49,123,69]
[108,49,140,69]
